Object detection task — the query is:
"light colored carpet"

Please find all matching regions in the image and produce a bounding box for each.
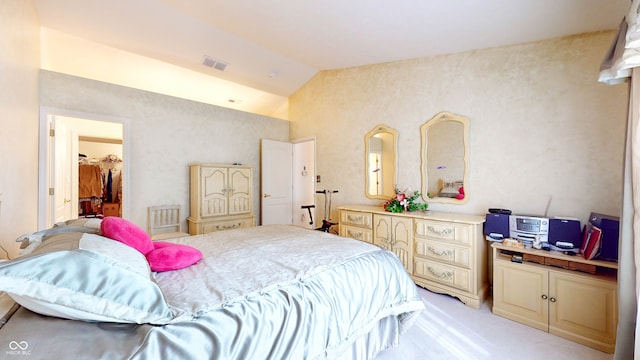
[377,286,614,360]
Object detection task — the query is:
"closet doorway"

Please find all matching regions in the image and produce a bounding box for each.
[38,108,130,230]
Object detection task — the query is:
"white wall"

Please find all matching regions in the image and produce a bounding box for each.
[39,71,290,235]
[289,31,629,226]
[0,0,40,258]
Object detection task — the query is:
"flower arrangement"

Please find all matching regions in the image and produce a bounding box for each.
[383,188,428,213]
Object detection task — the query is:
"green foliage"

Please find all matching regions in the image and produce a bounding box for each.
[383,188,428,213]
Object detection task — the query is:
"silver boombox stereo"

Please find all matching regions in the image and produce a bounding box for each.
[509,215,549,245]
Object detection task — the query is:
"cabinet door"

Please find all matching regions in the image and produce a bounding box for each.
[492,260,549,332]
[391,217,413,274]
[228,167,252,215]
[373,214,413,273]
[549,272,617,353]
[201,167,228,217]
[373,214,392,250]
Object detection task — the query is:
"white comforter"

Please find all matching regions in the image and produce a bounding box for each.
[0,225,424,360]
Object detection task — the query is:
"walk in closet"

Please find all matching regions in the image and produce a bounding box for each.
[78,137,123,217]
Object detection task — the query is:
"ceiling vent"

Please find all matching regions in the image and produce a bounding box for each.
[202,55,228,72]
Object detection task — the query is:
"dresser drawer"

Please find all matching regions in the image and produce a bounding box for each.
[414,219,472,245]
[415,238,470,268]
[340,210,373,229]
[102,203,120,217]
[339,224,373,243]
[414,258,472,292]
[188,216,255,235]
[203,218,253,233]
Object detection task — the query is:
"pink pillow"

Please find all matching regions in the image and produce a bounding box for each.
[146,241,202,272]
[100,217,154,255]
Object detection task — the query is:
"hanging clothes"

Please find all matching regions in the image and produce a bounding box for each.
[78,165,102,198]
[106,169,113,203]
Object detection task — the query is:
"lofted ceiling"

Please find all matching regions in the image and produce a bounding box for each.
[34,0,630,119]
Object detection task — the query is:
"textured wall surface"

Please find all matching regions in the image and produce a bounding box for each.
[0,0,40,258]
[290,31,629,225]
[40,71,290,230]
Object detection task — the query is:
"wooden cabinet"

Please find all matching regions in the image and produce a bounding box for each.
[187,164,255,235]
[373,214,413,274]
[492,243,618,353]
[338,205,486,308]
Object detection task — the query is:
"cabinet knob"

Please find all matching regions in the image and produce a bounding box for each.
[550,297,557,303]
[541,294,548,300]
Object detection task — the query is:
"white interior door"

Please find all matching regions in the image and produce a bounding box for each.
[52,118,75,223]
[261,139,293,225]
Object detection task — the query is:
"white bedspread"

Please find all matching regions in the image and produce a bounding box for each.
[157,224,381,315]
[0,225,425,360]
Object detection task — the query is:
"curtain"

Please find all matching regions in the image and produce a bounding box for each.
[600,1,640,84]
[617,69,636,360]
[600,2,640,359]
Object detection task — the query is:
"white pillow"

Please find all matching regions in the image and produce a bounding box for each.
[0,232,175,324]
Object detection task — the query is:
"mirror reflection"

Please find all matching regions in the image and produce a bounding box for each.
[365,125,398,199]
[420,112,470,204]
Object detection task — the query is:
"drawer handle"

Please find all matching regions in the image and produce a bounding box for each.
[426,225,454,238]
[427,266,453,281]
[217,223,241,230]
[347,230,362,239]
[427,246,453,257]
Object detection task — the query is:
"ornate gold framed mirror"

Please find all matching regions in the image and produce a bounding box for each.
[365,125,398,199]
[420,112,470,204]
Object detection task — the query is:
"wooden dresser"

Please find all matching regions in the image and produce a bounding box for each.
[339,205,487,309]
[187,164,255,235]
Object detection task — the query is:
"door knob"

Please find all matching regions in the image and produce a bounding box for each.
[263,194,271,198]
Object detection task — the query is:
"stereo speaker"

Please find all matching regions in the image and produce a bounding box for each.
[548,218,582,248]
[484,213,510,240]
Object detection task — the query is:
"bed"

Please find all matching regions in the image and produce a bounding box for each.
[0,222,424,359]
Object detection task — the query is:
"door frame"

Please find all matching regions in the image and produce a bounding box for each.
[38,107,131,230]
[291,137,316,229]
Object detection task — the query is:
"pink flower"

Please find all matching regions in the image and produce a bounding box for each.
[396,193,406,202]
